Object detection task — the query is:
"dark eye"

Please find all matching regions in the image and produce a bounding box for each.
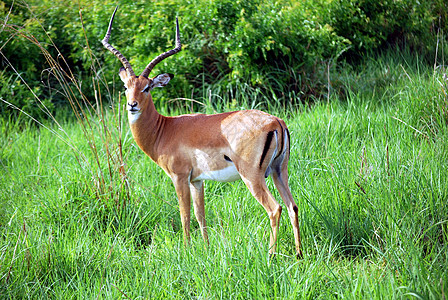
[143,85,150,93]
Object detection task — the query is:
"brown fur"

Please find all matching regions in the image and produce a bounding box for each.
[102,7,302,256]
[120,69,303,258]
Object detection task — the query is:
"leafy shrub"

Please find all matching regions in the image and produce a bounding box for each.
[0,0,446,122]
[326,0,447,60]
[0,1,55,120]
[0,69,53,121]
[224,2,348,84]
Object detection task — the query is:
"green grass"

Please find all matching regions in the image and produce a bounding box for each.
[1,51,448,299]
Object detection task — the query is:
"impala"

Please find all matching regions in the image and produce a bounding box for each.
[102,7,303,258]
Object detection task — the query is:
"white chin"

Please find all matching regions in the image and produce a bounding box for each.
[128,111,141,125]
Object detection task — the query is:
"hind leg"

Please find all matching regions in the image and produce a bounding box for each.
[272,159,303,258]
[239,173,282,256]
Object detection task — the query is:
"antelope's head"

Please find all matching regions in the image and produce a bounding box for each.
[102,6,181,116]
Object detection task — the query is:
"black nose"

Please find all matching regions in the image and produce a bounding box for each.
[128,101,137,108]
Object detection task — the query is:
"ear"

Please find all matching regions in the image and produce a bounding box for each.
[150,73,174,90]
[119,67,129,83]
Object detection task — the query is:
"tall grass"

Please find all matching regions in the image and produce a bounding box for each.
[1,5,448,299]
[1,3,132,208]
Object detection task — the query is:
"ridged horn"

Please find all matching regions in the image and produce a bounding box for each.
[101,6,135,77]
[140,17,182,78]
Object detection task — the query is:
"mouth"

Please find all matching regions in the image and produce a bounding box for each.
[127,107,140,113]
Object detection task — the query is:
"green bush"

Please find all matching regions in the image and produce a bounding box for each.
[0,0,446,121]
[0,70,53,121]
[224,2,348,83]
[326,0,447,59]
[0,1,54,120]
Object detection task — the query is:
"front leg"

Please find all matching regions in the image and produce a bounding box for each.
[190,180,209,245]
[171,174,192,245]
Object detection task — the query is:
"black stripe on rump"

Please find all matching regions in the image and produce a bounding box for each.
[275,119,284,158]
[259,130,275,168]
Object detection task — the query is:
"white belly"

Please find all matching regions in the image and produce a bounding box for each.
[193,164,241,182]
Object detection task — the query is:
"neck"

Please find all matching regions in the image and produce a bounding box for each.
[128,100,164,161]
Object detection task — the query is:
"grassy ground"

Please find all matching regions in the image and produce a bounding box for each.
[1,51,447,299]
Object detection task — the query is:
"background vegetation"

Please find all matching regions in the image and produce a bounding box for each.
[1,0,447,119]
[0,0,447,299]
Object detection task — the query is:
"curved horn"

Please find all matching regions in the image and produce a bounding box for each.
[140,17,182,78]
[102,6,135,77]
